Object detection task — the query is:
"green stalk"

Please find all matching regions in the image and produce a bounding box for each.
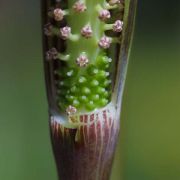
[66,0,104,64]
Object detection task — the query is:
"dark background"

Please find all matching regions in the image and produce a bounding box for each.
[0,0,180,179]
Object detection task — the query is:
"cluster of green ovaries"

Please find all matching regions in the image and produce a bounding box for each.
[57,54,112,112]
[45,0,123,115]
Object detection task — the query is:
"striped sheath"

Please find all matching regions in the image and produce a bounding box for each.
[50,103,119,180]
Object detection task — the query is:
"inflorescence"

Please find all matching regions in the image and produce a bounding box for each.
[44,0,124,116]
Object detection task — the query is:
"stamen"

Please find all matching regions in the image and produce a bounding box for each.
[109,0,121,5]
[57,54,70,61]
[73,1,87,13]
[60,26,79,41]
[76,53,89,67]
[81,25,93,38]
[46,48,58,60]
[99,9,111,21]
[98,36,112,49]
[53,8,64,21]
[113,20,123,32]
[44,24,60,37]
[104,2,118,10]
[60,26,71,40]
[44,23,53,36]
[46,48,70,61]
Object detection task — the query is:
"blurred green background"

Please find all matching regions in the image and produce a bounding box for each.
[0,0,180,180]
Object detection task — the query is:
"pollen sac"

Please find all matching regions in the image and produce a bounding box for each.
[98,36,112,49]
[60,26,71,40]
[113,20,123,32]
[99,9,111,21]
[81,25,93,38]
[44,23,53,36]
[109,0,121,5]
[76,53,89,67]
[66,105,77,116]
[73,1,87,13]
[54,8,64,21]
[46,48,58,60]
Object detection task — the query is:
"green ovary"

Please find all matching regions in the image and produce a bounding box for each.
[57,54,112,112]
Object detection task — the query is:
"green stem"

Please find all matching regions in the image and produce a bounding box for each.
[67,0,105,65]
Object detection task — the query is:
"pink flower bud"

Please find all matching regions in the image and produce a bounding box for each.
[73,1,87,12]
[53,8,64,21]
[98,36,112,49]
[99,9,111,21]
[81,25,93,38]
[60,26,71,40]
[76,54,89,67]
[113,20,123,32]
